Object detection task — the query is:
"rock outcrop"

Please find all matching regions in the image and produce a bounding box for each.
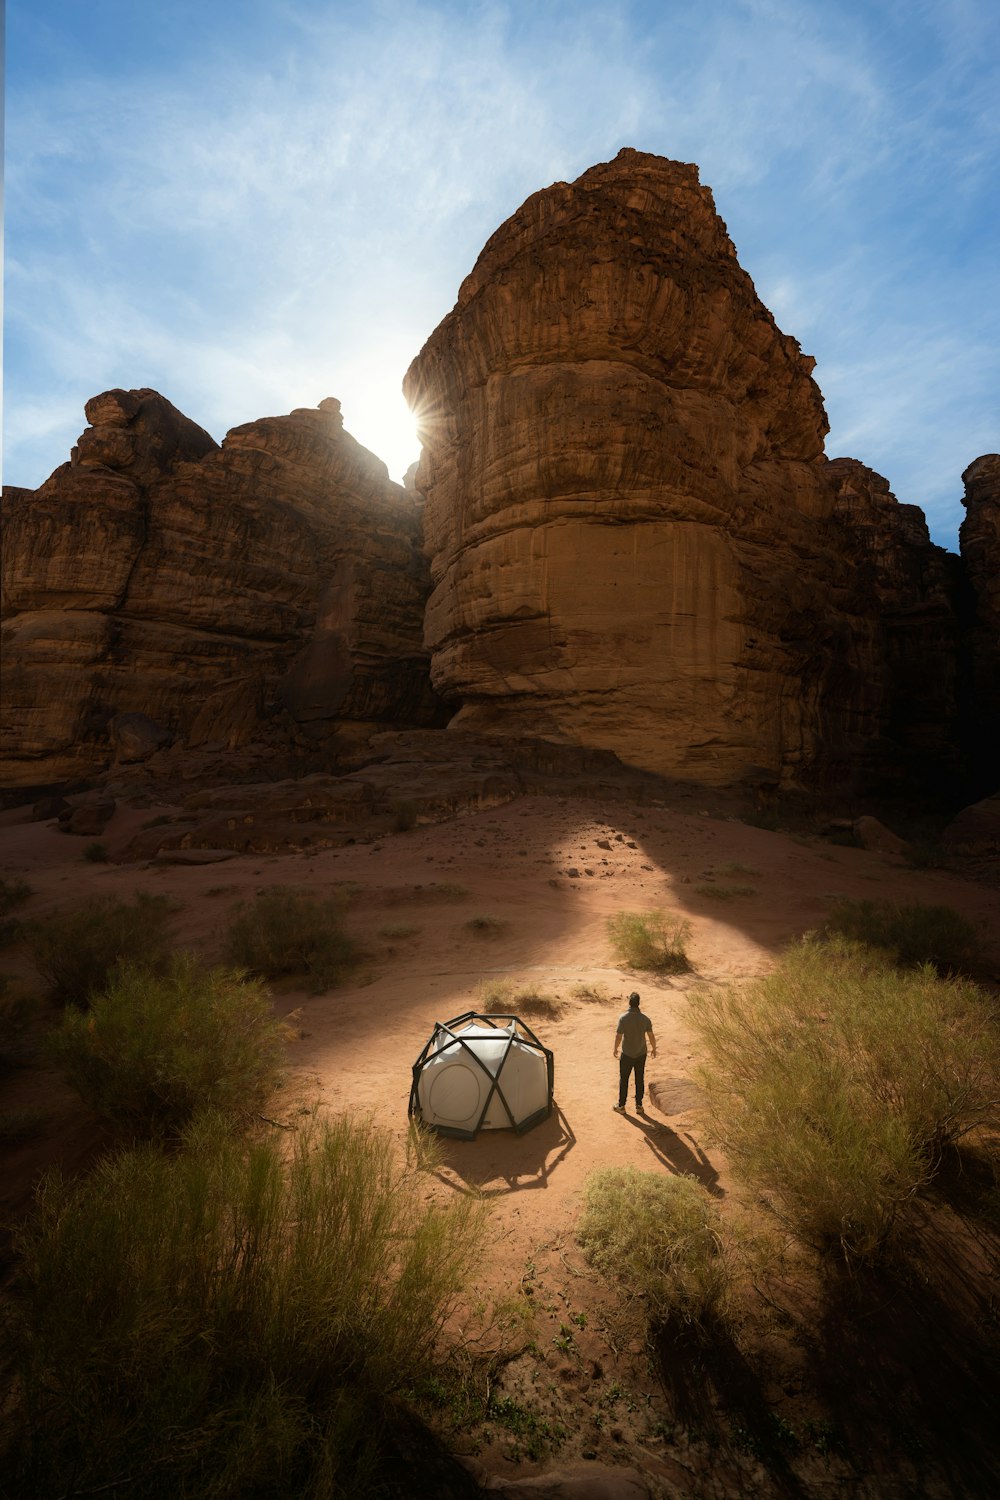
[826,458,963,796]
[402,151,880,787]
[404,149,984,795]
[3,155,996,809]
[1,390,439,788]
[959,455,1000,797]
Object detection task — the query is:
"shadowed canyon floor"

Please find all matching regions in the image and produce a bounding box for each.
[2,790,999,1498]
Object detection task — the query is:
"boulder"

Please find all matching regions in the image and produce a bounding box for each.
[58,797,116,836]
[943,794,1000,855]
[852,815,908,856]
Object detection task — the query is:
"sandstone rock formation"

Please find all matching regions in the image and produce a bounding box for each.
[959,454,1000,797]
[826,458,962,795]
[403,148,983,795]
[4,155,996,809]
[1,390,439,789]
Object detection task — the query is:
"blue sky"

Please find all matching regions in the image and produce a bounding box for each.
[4,0,998,549]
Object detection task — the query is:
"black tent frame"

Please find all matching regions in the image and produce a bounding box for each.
[408,1010,555,1140]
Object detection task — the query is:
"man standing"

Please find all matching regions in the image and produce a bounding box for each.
[613,991,656,1114]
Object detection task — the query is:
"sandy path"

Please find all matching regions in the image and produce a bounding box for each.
[4,791,998,1292]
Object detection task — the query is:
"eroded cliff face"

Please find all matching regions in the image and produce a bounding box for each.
[404,149,888,787]
[1,390,438,788]
[825,458,963,794]
[402,149,995,795]
[959,454,1000,795]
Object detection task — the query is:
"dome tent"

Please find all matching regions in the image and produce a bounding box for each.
[409,1011,554,1140]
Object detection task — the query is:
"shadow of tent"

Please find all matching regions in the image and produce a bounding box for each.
[432,1103,576,1197]
[619,1114,724,1197]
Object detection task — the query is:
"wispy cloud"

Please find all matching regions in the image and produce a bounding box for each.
[4,0,997,546]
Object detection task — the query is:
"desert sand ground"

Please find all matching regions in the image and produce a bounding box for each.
[2,791,999,1497]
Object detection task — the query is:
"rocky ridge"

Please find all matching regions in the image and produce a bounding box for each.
[2,151,997,811]
[1,390,440,789]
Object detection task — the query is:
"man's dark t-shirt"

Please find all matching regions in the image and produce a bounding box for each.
[616,1008,652,1057]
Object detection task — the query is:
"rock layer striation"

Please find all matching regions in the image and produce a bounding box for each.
[1,390,438,787]
[404,149,977,792]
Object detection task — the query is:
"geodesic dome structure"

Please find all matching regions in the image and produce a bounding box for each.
[408,1011,554,1140]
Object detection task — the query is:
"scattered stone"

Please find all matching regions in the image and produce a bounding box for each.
[152,847,236,865]
[58,798,116,836]
[943,793,1000,855]
[853,815,907,856]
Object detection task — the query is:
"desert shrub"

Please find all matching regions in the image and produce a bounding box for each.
[719,863,761,878]
[0,877,34,913]
[823,898,981,975]
[465,913,506,937]
[694,884,756,901]
[579,1168,731,1332]
[224,886,357,992]
[569,980,610,1003]
[477,977,560,1019]
[687,938,1000,1263]
[378,922,421,940]
[4,1112,487,1499]
[0,978,44,1072]
[607,909,691,973]
[47,954,288,1138]
[29,892,174,1007]
[0,878,34,947]
[904,840,948,870]
[391,800,418,832]
[383,881,469,904]
[0,1105,52,1145]
[82,842,109,863]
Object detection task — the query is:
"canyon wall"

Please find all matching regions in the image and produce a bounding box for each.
[404,148,977,794]
[0,390,439,788]
[959,454,1000,796]
[3,152,996,803]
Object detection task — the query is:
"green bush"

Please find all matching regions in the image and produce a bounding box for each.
[477,977,561,1019]
[29,893,174,1006]
[4,1113,488,1499]
[607,909,691,973]
[0,878,34,947]
[82,842,109,863]
[579,1168,731,1332]
[465,913,506,937]
[0,977,43,1073]
[687,938,1000,1263]
[224,886,357,992]
[694,884,756,901]
[823,898,982,975]
[47,955,288,1138]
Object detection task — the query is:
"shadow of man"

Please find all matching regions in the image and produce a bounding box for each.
[619,1111,723,1196]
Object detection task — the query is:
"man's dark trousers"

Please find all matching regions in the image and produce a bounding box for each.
[619,1051,646,1109]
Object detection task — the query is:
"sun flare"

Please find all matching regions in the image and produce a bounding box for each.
[342,386,421,485]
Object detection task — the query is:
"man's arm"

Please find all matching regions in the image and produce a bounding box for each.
[613,1022,622,1058]
[647,1027,657,1058]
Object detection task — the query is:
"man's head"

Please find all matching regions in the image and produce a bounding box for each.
[628,991,640,1008]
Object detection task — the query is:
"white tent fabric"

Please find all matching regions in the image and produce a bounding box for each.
[409,1012,554,1139]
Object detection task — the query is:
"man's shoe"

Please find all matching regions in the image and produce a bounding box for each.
[613,1104,626,1112]
[637,1104,646,1114]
